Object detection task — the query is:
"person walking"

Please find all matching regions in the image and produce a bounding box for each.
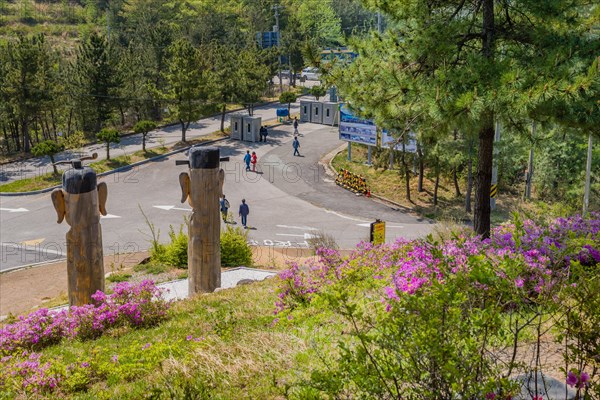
[239,199,250,228]
[219,195,230,223]
[292,136,301,156]
[293,117,299,135]
[251,151,257,172]
[243,150,251,171]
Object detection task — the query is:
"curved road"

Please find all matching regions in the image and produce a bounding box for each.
[0,122,433,271]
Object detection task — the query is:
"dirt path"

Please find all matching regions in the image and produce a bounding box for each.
[0,247,319,318]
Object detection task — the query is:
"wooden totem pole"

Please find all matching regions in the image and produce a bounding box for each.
[177,146,228,294]
[51,154,108,306]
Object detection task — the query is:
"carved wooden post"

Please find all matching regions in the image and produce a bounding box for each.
[177,146,227,294]
[51,154,107,306]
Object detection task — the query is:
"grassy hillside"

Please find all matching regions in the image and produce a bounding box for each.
[0,0,98,47]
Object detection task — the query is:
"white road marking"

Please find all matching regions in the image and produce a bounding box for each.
[276,224,319,231]
[0,207,29,213]
[101,214,122,219]
[276,233,318,239]
[324,209,370,223]
[356,223,404,228]
[153,205,192,212]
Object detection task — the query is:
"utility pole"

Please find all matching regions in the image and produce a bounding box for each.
[272,4,283,93]
[583,133,593,215]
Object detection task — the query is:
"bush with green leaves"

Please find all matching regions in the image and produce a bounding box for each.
[278,213,600,399]
[220,225,252,267]
[279,91,297,118]
[31,140,64,174]
[96,128,120,160]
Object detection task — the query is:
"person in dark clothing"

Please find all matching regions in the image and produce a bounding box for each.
[259,126,268,142]
[292,136,300,156]
[239,199,250,228]
[293,117,299,135]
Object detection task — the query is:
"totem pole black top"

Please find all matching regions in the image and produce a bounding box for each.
[63,166,97,194]
[189,146,220,169]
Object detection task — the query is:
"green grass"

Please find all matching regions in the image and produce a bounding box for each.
[0,171,61,192]
[106,272,132,283]
[332,143,525,225]
[22,279,338,399]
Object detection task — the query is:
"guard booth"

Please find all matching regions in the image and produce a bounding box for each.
[243,116,262,142]
[229,114,243,140]
[322,102,338,125]
[310,102,323,124]
[300,100,313,122]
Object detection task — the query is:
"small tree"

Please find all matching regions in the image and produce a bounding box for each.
[279,91,297,119]
[133,120,157,152]
[96,128,120,160]
[31,140,64,175]
[310,85,327,101]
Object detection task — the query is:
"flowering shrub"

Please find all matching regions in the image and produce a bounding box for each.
[0,280,170,355]
[277,213,600,399]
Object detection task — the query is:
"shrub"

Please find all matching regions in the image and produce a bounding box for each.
[0,280,170,355]
[276,213,600,399]
[164,224,188,268]
[220,225,252,267]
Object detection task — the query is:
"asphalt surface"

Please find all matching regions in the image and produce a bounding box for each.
[0,100,302,185]
[1,120,433,272]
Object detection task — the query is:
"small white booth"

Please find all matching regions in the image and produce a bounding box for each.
[243,116,262,142]
[310,102,323,124]
[229,114,243,140]
[300,100,313,123]
[322,102,338,125]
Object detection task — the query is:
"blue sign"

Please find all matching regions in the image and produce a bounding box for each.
[339,104,377,146]
[256,31,279,48]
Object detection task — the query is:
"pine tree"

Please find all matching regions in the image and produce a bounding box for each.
[70,32,121,133]
[333,0,599,237]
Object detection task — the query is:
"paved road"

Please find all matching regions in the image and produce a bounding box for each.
[0,99,304,185]
[0,122,434,272]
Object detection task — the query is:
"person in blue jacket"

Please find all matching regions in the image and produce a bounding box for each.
[243,150,251,171]
[239,199,250,228]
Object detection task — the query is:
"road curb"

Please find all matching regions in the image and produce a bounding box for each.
[0,137,230,197]
[0,118,294,197]
[0,100,284,167]
[324,145,422,215]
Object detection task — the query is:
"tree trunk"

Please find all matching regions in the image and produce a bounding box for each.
[220,104,226,132]
[119,105,125,126]
[474,0,496,238]
[180,120,187,142]
[465,140,473,213]
[142,133,146,152]
[417,141,424,192]
[474,112,494,238]
[22,118,31,153]
[402,141,411,202]
[433,161,440,206]
[50,154,58,175]
[453,169,461,197]
[106,142,110,160]
[67,108,73,136]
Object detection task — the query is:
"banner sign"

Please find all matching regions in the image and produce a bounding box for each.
[381,130,418,153]
[370,219,386,245]
[339,104,377,146]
